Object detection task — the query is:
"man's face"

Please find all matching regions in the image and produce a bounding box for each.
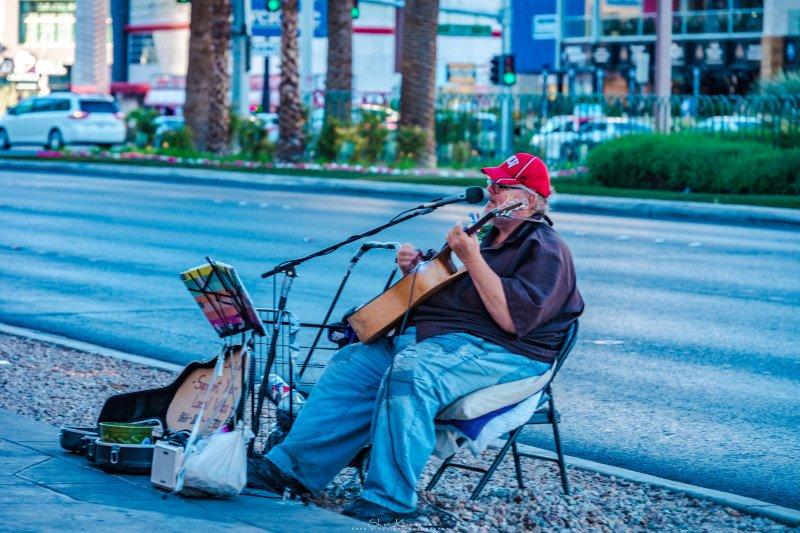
[485,179,536,226]
[486,179,528,207]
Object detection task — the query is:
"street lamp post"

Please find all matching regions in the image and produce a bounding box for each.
[654,0,672,132]
[540,65,549,121]
[231,0,251,116]
[499,0,512,156]
[300,0,314,95]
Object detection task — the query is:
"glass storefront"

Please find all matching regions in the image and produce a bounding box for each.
[558,0,764,95]
[564,0,764,39]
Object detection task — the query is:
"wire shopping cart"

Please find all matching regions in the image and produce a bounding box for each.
[247,308,339,453]
[247,242,401,455]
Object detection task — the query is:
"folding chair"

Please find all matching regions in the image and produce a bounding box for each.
[426,320,579,500]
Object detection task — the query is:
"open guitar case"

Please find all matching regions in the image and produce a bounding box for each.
[60,345,250,475]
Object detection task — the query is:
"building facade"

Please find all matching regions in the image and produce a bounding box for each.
[0,0,77,108]
[517,0,798,95]
[0,0,115,110]
[113,0,503,113]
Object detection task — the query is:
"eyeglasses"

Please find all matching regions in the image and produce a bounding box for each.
[486,179,522,193]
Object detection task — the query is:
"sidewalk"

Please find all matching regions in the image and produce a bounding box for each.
[2,325,799,531]
[3,157,800,230]
[0,409,372,532]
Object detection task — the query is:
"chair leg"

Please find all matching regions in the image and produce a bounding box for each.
[511,440,525,490]
[548,394,570,495]
[426,453,455,491]
[471,426,522,500]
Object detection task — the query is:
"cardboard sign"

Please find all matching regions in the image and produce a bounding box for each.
[166,349,247,432]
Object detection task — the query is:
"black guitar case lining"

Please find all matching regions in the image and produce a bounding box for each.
[60,345,248,474]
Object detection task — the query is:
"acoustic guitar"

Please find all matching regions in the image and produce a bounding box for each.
[347,200,525,344]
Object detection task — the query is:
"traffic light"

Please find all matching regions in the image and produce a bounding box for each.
[266,0,280,12]
[351,0,360,18]
[502,54,517,86]
[490,55,501,85]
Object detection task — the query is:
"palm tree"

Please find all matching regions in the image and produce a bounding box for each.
[324,0,353,123]
[185,0,231,154]
[276,0,305,162]
[398,0,440,167]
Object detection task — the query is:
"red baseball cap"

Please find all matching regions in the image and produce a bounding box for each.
[481,153,551,198]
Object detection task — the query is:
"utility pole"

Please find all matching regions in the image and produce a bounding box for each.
[72,0,110,94]
[261,55,271,112]
[300,0,314,95]
[654,0,672,132]
[499,0,512,156]
[231,0,250,115]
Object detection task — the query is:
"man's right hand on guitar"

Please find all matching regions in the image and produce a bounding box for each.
[396,243,422,274]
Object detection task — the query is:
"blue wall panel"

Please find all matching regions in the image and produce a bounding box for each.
[512,0,557,73]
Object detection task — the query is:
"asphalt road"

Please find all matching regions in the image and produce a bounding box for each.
[1,168,799,509]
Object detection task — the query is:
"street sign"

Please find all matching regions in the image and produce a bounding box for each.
[251,0,327,38]
[532,14,556,40]
[437,24,492,37]
[251,9,281,37]
[446,63,476,84]
[251,36,280,57]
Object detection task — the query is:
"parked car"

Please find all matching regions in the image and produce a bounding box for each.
[530,115,579,161]
[153,116,185,147]
[533,117,653,162]
[0,92,126,150]
[573,103,605,126]
[560,117,654,161]
[691,115,762,132]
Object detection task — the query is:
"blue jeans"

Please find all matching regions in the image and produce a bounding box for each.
[265,327,550,513]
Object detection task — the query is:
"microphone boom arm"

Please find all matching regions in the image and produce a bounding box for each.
[261,206,434,278]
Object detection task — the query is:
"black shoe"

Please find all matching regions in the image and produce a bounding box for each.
[246,456,307,495]
[342,497,419,524]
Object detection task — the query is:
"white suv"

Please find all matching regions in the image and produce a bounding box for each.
[0,92,126,150]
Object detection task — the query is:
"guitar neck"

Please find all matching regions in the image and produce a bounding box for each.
[435,210,497,257]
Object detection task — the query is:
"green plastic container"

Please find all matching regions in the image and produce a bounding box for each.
[98,422,154,444]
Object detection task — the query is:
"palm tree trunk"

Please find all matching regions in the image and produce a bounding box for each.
[399,0,439,167]
[185,0,231,154]
[276,0,305,162]
[324,0,353,124]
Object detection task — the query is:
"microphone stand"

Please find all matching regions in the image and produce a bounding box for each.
[260,206,434,279]
[250,204,440,446]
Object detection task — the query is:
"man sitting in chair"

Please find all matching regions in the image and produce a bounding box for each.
[248,153,584,523]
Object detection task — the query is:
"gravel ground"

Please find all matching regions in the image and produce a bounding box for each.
[0,332,794,532]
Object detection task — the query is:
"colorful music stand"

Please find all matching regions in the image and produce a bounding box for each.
[181,259,266,338]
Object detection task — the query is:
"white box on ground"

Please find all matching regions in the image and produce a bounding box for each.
[151,441,184,491]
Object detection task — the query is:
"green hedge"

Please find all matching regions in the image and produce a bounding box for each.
[587,133,800,195]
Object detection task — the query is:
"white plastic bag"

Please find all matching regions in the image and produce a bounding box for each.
[181,422,254,498]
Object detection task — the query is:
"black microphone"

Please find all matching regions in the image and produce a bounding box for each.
[418,186,485,209]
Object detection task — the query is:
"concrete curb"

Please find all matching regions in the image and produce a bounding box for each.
[3,322,797,527]
[4,158,800,230]
[0,323,182,373]
[499,441,800,527]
